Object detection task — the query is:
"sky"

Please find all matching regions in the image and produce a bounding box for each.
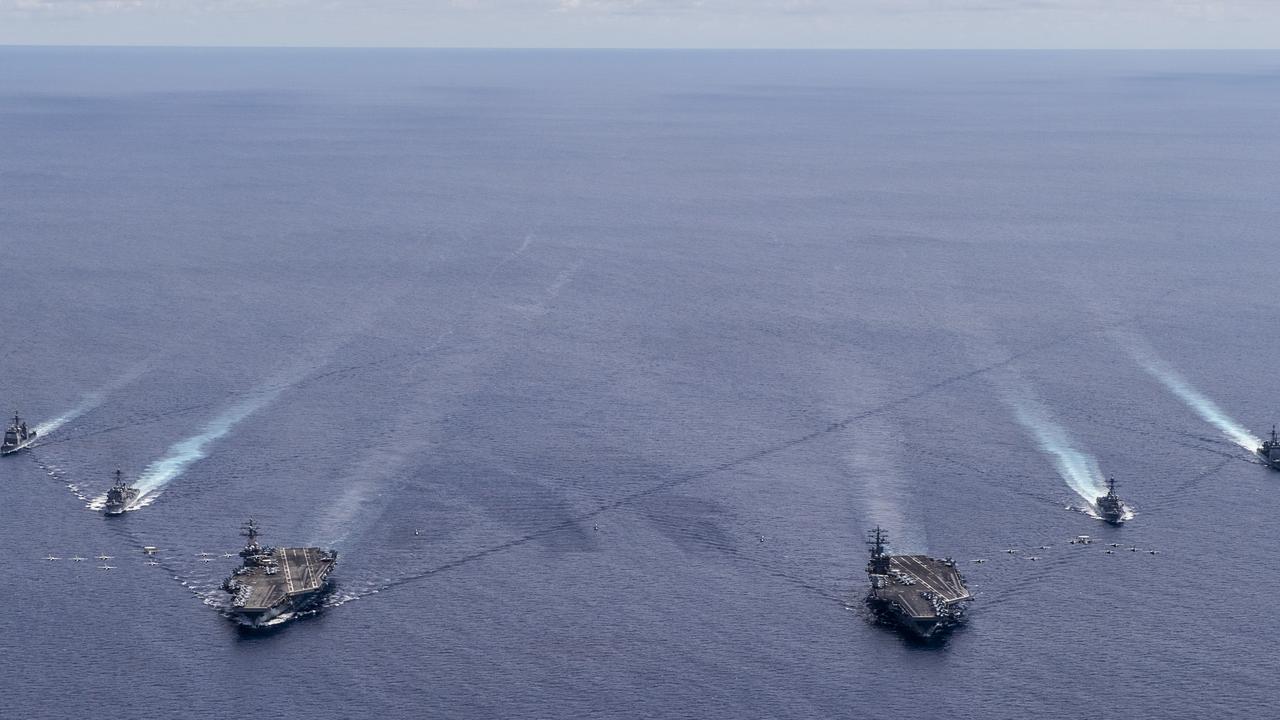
[0,1,1278,48]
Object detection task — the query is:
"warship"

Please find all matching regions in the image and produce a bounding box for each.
[103,469,139,516]
[1,411,37,455]
[1258,426,1280,471]
[1095,477,1126,525]
[864,527,971,640]
[221,519,338,629]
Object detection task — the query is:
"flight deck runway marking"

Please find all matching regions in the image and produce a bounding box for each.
[300,551,314,590]
[892,556,969,601]
[283,552,296,594]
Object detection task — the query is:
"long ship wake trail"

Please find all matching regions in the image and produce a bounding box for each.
[958,321,1108,509]
[1116,331,1259,451]
[1011,399,1107,509]
[33,392,105,437]
[33,365,149,439]
[133,391,282,499]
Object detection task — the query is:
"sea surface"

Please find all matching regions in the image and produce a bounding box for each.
[1,49,1278,719]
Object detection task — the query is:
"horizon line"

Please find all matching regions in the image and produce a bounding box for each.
[3,44,1278,51]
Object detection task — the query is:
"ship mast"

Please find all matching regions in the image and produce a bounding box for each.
[867,526,891,575]
[242,518,259,546]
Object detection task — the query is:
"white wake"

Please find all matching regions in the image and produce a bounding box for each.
[1117,331,1260,451]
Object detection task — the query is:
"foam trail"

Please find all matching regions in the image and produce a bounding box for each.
[32,365,149,438]
[133,391,280,497]
[126,318,373,501]
[1010,397,1108,508]
[1147,365,1258,450]
[1118,333,1259,451]
[959,325,1107,507]
[33,392,104,437]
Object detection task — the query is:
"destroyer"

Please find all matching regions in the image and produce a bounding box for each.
[221,519,337,629]
[103,469,139,516]
[1258,426,1280,471]
[1095,477,1126,524]
[1,411,37,455]
[864,527,971,640]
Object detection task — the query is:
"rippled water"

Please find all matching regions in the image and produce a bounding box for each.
[1,49,1278,719]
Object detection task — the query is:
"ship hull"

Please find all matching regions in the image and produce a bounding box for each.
[866,595,963,640]
[103,492,139,516]
[0,438,36,456]
[231,584,332,629]
[1259,452,1280,471]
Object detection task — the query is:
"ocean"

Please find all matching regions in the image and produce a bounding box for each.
[1,48,1278,719]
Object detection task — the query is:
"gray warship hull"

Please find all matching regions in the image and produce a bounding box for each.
[2,413,37,455]
[1,431,36,455]
[104,492,139,515]
[224,546,338,629]
[0,439,35,455]
[103,473,139,516]
[1099,509,1125,524]
[1095,478,1126,525]
[1256,428,1279,470]
[1258,446,1280,471]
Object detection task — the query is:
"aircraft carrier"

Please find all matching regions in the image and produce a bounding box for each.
[865,527,971,640]
[221,519,338,629]
[1,411,37,455]
[1258,426,1280,471]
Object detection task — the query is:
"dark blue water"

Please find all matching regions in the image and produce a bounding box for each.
[2,49,1278,719]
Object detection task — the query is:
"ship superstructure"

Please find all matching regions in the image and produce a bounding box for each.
[1258,426,1280,471]
[864,527,971,640]
[1095,477,1126,525]
[221,519,337,629]
[103,469,139,516]
[1,411,37,455]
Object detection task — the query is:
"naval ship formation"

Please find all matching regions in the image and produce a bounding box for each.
[1,411,37,455]
[221,519,338,629]
[864,527,971,640]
